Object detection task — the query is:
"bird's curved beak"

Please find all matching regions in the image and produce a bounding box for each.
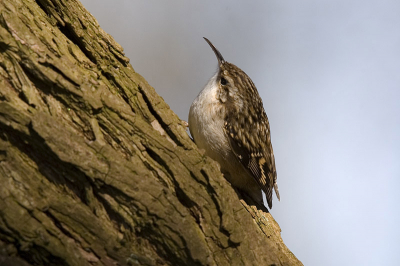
[203,37,225,66]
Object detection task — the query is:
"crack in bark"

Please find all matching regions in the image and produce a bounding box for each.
[58,22,97,65]
[144,145,195,210]
[138,85,183,147]
[39,61,81,87]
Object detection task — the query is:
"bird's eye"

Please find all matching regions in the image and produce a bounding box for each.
[220,77,227,85]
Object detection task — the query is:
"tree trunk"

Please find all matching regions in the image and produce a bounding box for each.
[0,0,302,265]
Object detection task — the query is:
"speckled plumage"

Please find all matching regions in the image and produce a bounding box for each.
[189,38,280,208]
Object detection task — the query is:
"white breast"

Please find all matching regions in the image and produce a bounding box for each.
[188,72,229,161]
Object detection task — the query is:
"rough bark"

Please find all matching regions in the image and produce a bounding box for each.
[0,0,303,265]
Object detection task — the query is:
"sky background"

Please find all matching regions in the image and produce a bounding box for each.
[80,1,400,265]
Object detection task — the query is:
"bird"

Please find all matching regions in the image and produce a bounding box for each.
[188,38,280,209]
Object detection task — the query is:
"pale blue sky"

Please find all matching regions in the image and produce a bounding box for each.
[80,1,400,265]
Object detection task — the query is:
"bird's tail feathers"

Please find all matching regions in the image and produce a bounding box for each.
[274,183,280,201]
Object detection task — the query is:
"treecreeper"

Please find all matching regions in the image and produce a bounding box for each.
[189,38,280,209]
